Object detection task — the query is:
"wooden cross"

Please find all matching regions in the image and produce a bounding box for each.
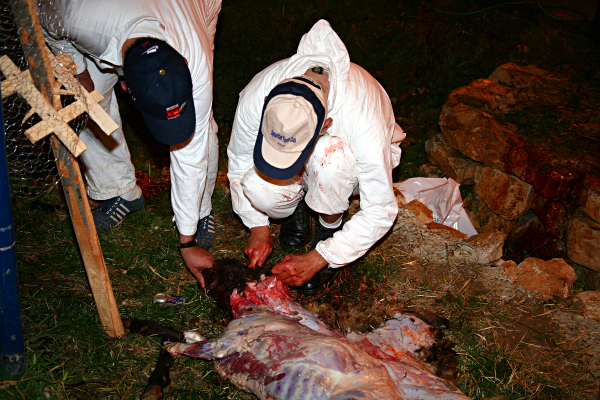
[0,51,117,157]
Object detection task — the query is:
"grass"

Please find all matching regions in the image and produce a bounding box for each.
[3,0,600,398]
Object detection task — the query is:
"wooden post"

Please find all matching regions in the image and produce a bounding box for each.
[9,0,124,337]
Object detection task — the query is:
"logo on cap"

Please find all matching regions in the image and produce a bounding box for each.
[270,130,297,145]
[142,45,159,55]
[166,102,187,120]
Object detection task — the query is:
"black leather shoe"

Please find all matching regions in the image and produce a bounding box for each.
[290,266,339,296]
[279,199,312,250]
[309,217,343,250]
[290,217,344,296]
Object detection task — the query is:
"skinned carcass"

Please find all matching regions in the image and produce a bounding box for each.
[162,275,472,400]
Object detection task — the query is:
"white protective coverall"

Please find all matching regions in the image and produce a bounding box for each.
[228,20,405,268]
[38,0,221,236]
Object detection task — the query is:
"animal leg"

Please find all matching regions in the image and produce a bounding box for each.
[140,349,174,400]
[123,318,183,400]
[123,318,184,343]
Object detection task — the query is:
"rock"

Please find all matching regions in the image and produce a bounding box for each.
[512,210,545,242]
[584,269,600,291]
[580,174,600,223]
[527,191,546,211]
[440,63,586,202]
[444,78,519,114]
[574,291,600,322]
[507,210,567,262]
[393,187,406,207]
[506,160,583,201]
[463,193,517,235]
[418,163,443,178]
[501,257,575,299]
[387,208,505,267]
[488,62,570,104]
[567,216,600,272]
[439,103,512,171]
[527,192,575,240]
[425,134,480,184]
[535,200,571,240]
[437,62,600,268]
[458,229,506,264]
[500,260,517,269]
[476,260,529,300]
[403,200,433,225]
[428,222,468,239]
[474,167,533,220]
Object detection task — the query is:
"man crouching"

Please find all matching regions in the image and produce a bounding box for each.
[227,19,405,295]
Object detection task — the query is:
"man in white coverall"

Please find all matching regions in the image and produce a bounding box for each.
[228,20,405,295]
[39,0,221,286]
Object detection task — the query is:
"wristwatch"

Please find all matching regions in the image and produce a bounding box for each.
[178,238,198,249]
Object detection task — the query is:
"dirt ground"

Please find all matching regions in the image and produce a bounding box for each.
[284,229,600,399]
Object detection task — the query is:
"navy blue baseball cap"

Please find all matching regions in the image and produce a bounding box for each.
[123,39,195,145]
[254,78,327,180]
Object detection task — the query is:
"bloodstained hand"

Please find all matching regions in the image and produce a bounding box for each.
[245,226,273,269]
[271,250,328,286]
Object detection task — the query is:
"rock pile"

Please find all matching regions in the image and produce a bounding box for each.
[424,63,600,275]
[378,195,506,267]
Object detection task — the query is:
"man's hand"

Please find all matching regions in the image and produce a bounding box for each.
[75,69,94,93]
[245,226,273,269]
[179,241,214,288]
[271,250,328,286]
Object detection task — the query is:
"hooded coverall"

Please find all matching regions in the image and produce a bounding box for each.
[228,20,405,269]
[38,0,221,236]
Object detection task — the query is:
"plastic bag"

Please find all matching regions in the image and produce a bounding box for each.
[393,177,478,237]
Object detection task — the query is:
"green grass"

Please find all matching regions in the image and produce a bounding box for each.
[3,0,600,398]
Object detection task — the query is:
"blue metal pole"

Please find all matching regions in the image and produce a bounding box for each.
[0,85,26,378]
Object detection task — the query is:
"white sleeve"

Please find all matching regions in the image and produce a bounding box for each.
[170,54,216,235]
[170,116,213,235]
[227,91,270,229]
[315,120,398,268]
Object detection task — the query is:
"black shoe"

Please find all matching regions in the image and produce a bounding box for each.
[196,209,215,250]
[279,199,312,250]
[309,217,343,250]
[290,217,344,296]
[92,194,145,233]
[290,267,339,296]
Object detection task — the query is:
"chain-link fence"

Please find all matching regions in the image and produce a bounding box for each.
[1,0,87,200]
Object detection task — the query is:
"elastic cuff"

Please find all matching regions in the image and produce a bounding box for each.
[318,216,342,229]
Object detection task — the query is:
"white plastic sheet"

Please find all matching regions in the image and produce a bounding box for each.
[393,177,479,237]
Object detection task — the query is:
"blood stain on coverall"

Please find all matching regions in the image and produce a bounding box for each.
[324,140,345,156]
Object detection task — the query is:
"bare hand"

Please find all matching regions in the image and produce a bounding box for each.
[76,69,94,93]
[180,246,214,288]
[245,226,273,269]
[271,250,328,286]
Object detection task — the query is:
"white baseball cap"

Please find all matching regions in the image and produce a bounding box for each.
[254,77,328,180]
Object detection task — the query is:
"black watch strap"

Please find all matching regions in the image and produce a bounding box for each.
[178,238,198,249]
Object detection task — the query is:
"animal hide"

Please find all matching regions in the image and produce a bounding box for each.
[167,275,472,400]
